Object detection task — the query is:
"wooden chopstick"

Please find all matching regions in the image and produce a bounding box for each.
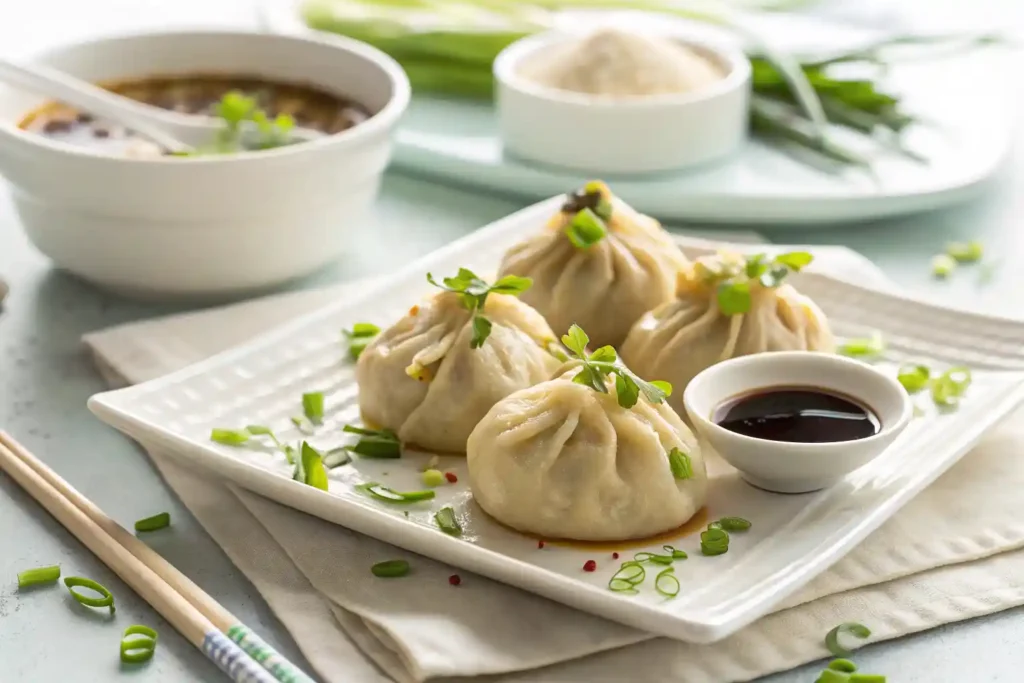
[0,431,315,683]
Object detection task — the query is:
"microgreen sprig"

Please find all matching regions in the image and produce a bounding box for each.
[560,324,672,409]
[426,268,532,348]
[561,181,613,249]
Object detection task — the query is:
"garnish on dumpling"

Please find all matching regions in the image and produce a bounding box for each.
[467,325,707,542]
[356,268,563,454]
[621,250,835,413]
[496,181,687,348]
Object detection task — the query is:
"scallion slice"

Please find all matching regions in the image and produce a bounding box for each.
[565,208,607,249]
[717,517,752,532]
[662,545,688,560]
[210,428,250,445]
[120,625,158,664]
[897,364,930,393]
[356,482,435,504]
[609,561,646,589]
[816,669,853,683]
[302,392,325,422]
[700,527,730,556]
[435,506,462,536]
[134,513,170,533]
[946,240,983,263]
[343,424,401,459]
[634,552,674,565]
[17,565,60,589]
[825,622,872,657]
[654,567,680,598]
[64,576,115,614]
[322,447,351,469]
[300,442,329,491]
[829,659,858,673]
[838,332,885,358]
[667,448,693,480]
[849,674,886,683]
[371,560,411,578]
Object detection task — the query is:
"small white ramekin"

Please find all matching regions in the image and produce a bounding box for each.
[684,352,913,494]
[0,30,410,299]
[494,28,751,176]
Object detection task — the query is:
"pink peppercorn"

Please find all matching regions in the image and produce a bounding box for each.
[612,552,620,560]
[445,472,458,483]
[448,574,461,586]
[537,540,546,549]
[583,560,597,572]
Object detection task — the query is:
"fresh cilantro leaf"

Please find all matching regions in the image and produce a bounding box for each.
[588,345,617,363]
[668,448,693,480]
[744,253,768,278]
[758,264,790,289]
[426,269,532,349]
[562,324,590,358]
[572,364,609,394]
[615,372,640,409]
[470,315,492,349]
[717,280,752,315]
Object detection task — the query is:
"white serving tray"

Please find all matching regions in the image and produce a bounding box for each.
[89,196,1024,643]
[260,1,1017,225]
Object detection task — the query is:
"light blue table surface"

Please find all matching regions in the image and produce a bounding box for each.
[3,2,1024,682]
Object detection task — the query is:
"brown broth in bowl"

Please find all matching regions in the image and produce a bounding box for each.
[18,74,372,156]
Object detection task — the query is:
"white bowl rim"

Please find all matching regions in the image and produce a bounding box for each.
[493,28,752,109]
[683,351,915,451]
[0,28,411,166]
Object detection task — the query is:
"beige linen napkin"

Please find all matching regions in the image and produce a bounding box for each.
[84,241,1024,683]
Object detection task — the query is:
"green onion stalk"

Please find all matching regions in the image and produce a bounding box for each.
[302,0,1003,171]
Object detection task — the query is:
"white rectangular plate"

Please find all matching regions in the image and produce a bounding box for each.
[89,196,1024,643]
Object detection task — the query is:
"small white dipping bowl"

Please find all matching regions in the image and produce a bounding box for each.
[0,30,410,299]
[683,352,913,494]
[494,29,750,176]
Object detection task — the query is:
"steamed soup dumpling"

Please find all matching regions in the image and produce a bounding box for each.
[357,269,562,454]
[621,250,835,414]
[467,326,706,542]
[496,181,687,348]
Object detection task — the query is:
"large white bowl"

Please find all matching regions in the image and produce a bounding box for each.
[494,29,751,176]
[0,30,410,299]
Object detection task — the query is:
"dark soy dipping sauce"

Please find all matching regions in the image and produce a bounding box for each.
[713,386,880,444]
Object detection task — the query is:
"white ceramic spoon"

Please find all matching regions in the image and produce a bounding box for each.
[0,58,319,153]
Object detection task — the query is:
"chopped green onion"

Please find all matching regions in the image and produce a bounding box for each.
[707,521,722,530]
[17,565,60,589]
[134,513,170,533]
[662,545,688,560]
[421,469,446,487]
[120,625,158,664]
[838,332,885,358]
[825,622,872,657]
[816,670,852,683]
[300,442,330,491]
[64,576,115,614]
[931,366,972,408]
[346,322,380,338]
[608,579,639,593]
[343,424,402,458]
[302,392,325,422]
[210,428,250,445]
[609,561,646,589]
[897,364,931,393]
[667,448,693,480]
[371,560,411,578]
[435,506,462,536]
[700,527,730,556]
[717,517,752,532]
[946,240,984,263]
[565,208,608,249]
[931,253,957,278]
[829,659,858,673]
[849,674,886,683]
[634,552,674,565]
[654,567,680,598]
[356,482,434,504]
[322,447,351,469]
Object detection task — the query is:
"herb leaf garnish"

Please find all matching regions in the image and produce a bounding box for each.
[667,448,693,480]
[566,208,607,249]
[713,251,813,316]
[427,269,532,348]
[300,442,329,491]
[560,324,672,409]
